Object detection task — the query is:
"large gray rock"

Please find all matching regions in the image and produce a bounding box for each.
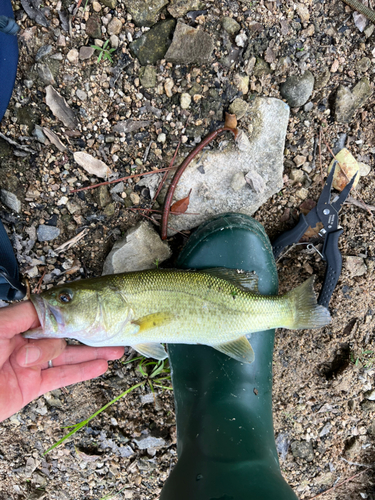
[280,71,314,108]
[103,221,171,274]
[165,22,214,65]
[334,77,373,123]
[160,97,289,237]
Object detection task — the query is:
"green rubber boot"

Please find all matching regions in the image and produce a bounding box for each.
[160,213,297,500]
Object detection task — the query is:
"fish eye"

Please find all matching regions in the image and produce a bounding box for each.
[58,290,73,304]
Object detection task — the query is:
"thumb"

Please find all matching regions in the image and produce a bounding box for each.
[16,339,67,367]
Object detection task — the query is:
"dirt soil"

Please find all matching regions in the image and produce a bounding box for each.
[0,0,375,499]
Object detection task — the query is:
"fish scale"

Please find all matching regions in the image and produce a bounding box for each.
[25,268,331,363]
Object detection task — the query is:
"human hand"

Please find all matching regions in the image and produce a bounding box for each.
[0,301,125,423]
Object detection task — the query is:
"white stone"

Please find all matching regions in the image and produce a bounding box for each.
[66,48,79,64]
[180,93,191,109]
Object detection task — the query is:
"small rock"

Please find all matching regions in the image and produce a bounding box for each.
[97,185,111,208]
[228,98,248,119]
[294,155,306,167]
[291,440,314,462]
[245,170,266,193]
[92,1,102,11]
[37,225,60,242]
[110,182,124,194]
[296,187,308,200]
[296,3,310,23]
[356,57,371,73]
[314,67,330,90]
[102,221,171,274]
[86,15,102,38]
[79,46,95,60]
[319,422,332,437]
[233,73,249,95]
[99,0,117,8]
[222,17,240,35]
[167,0,202,18]
[165,21,214,65]
[36,63,55,85]
[235,32,247,47]
[33,125,49,144]
[127,0,169,27]
[107,17,122,35]
[0,189,21,213]
[67,48,79,64]
[304,102,313,112]
[139,65,157,88]
[230,172,246,191]
[180,92,191,109]
[130,19,176,65]
[110,34,119,48]
[253,57,271,77]
[334,77,373,123]
[164,78,174,97]
[130,192,140,205]
[276,433,290,461]
[76,89,87,101]
[280,71,314,108]
[133,435,166,450]
[290,169,304,184]
[35,45,52,61]
[345,256,367,277]
[358,162,371,177]
[136,174,162,199]
[157,133,166,143]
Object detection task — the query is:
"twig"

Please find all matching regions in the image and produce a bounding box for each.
[307,468,369,500]
[33,268,46,294]
[341,0,375,23]
[346,195,375,211]
[70,165,178,194]
[152,140,181,205]
[319,127,324,188]
[53,228,89,253]
[161,126,238,240]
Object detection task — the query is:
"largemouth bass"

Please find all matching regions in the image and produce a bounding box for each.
[24,268,331,363]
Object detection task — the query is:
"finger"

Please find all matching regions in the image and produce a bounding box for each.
[51,345,125,367]
[0,301,39,338]
[15,338,67,367]
[39,360,109,395]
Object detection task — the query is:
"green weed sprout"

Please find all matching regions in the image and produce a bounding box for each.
[91,39,116,63]
[43,356,172,455]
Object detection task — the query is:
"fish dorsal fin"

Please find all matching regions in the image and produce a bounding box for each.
[132,343,168,360]
[212,336,255,364]
[199,268,259,292]
[132,312,174,333]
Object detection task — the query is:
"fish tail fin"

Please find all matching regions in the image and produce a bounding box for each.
[285,277,331,329]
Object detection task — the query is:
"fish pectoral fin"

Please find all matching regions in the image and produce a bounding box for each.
[132,343,168,361]
[132,312,174,333]
[212,336,255,364]
[199,268,259,292]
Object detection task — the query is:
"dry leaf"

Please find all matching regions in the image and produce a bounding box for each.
[45,85,78,129]
[73,152,112,179]
[328,148,359,191]
[171,189,192,214]
[42,127,67,152]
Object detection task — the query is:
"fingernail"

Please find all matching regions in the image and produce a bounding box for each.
[23,345,42,366]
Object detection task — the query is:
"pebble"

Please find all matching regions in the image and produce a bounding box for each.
[0,189,21,213]
[293,155,306,167]
[180,92,191,109]
[139,65,157,88]
[290,169,304,184]
[291,440,314,462]
[164,78,174,97]
[235,32,247,47]
[228,98,248,119]
[79,46,95,60]
[76,89,88,101]
[303,102,313,112]
[107,17,122,36]
[296,187,308,200]
[280,71,314,108]
[37,225,60,242]
[165,21,214,65]
[230,172,246,192]
[110,34,119,48]
[157,133,166,143]
[67,48,79,64]
[222,17,240,35]
[130,192,140,205]
[167,0,201,17]
[133,435,166,450]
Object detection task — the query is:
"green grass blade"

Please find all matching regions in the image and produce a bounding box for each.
[43,381,145,455]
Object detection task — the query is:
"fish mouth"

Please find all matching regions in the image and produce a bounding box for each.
[25,295,65,339]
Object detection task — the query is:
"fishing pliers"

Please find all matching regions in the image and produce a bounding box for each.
[272,162,357,309]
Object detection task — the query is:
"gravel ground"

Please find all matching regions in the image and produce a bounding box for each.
[0,0,375,499]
